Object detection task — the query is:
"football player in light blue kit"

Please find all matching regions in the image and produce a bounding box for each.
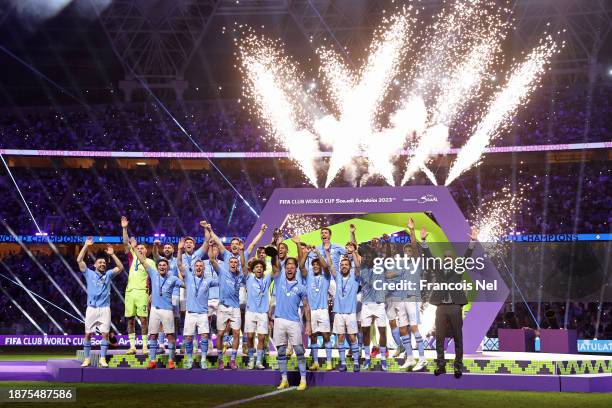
[317,227,348,272]
[177,238,219,370]
[243,258,272,369]
[77,237,124,368]
[274,257,311,391]
[294,237,333,371]
[385,218,427,371]
[359,261,388,371]
[329,252,362,372]
[134,244,182,369]
[152,239,179,353]
[209,243,246,370]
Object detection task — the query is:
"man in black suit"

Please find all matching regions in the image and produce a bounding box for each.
[420,226,479,379]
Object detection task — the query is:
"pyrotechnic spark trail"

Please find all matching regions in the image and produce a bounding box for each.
[318,9,415,187]
[237,1,559,189]
[445,37,560,185]
[239,36,320,187]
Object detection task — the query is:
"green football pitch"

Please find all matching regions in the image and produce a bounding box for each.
[1,382,611,408]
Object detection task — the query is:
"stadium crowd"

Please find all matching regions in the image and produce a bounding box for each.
[0,85,610,152]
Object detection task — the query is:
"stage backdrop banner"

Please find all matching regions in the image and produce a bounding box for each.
[244,186,508,354]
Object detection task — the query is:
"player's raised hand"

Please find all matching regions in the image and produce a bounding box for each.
[105,245,114,255]
[129,237,137,249]
[407,217,415,230]
[237,241,244,251]
[349,224,356,233]
[178,238,185,250]
[153,239,161,246]
[260,224,268,232]
[120,216,128,228]
[84,236,94,246]
[199,220,207,228]
[420,227,428,241]
[469,226,480,241]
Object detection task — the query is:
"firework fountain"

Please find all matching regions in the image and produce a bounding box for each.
[238,0,562,241]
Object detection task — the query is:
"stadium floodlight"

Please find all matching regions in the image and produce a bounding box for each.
[35,232,48,236]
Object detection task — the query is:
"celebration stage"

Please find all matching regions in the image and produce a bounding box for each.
[4,350,612,393]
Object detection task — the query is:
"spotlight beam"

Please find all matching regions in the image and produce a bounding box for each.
[0,282,46,335]
[93,4,259,217]
[0,264,66,333]
[2,221,85,322]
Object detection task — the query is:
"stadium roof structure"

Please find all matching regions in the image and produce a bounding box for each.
[0,0,610,105]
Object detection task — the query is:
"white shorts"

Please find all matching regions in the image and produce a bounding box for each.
[208,299,219,316]
[172,295,180,318]
[180,287,187,312]
[333,313,358,335]
[361,303,387,327]
[386,301,421,327]
[244,311,268,335]
[183,311,210,336]
[149,307,175,335]
[311,308,331,333]
[217,304,241,331]
[85,306,111,334]
[239,287,247,306]
[273,318,303,346]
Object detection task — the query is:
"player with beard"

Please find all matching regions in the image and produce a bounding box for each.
[273,257,311,391]
[121,216,155,355]
[329,253,362,372]
[133,244,182,369]
[293,237,333,371]
[77,237,124,368]
[177,239,219,370]
[152,240,179,353]
[209,244,246,370]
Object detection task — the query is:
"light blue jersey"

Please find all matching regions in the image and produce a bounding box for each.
[316,243,346,271]
[222,249,249,267]
[217,262,244,308]
[84,268,114,307]
[184,269,218,314]
[203,260,220,300]
[165,257,180,297]
[360,267,384,304]
[273,274,307,322]
[385,262,421,301]
[181,247,205,276]
[147,266,181,310]
[333,271,359,314]
[303,265,331,310]
[246,274,272,313]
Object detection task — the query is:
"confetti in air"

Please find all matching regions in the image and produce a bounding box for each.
[281,214,325,238]
[237,0,560,188]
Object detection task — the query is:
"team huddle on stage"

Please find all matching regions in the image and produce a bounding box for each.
[78,216,479,390]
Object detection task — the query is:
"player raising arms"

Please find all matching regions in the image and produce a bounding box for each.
[132,242,182,369]
[328,251,362,372]
[152,239,179,353]
[121,216,155,355]
[209,242,246,370]
[385,218,427,371]
[243,256,273,369]
[273,256,311,391]
[77,237,124,368]
[293,237,333,371]
[177,238,219,370]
